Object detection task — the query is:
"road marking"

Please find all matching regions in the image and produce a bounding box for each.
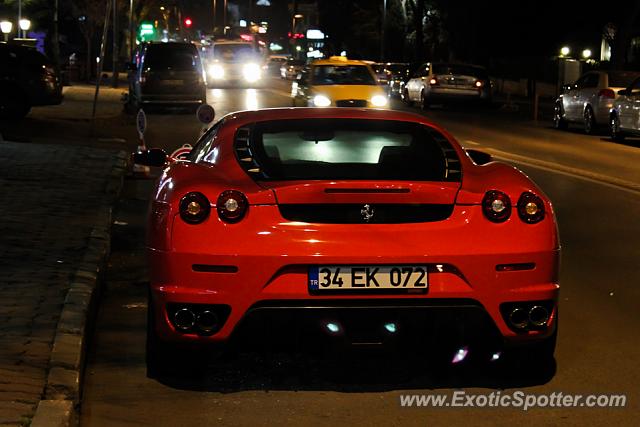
[487,148,640,195]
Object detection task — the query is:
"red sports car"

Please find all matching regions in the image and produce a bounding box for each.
[136,107,559,375]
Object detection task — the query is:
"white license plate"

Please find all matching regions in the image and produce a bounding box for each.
[309,265,428,291]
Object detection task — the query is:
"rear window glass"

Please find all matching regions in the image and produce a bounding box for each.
[242,119,459,182]
[432,64,487,78]
[144,44,199,71]
[608,71,640,88]
[312,65,376,85]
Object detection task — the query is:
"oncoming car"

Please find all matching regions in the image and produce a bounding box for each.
[205,40,263,86]
[135,108,559,376]
[291,57,389,108]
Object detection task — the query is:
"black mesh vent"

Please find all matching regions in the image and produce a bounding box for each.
[278,204,453,224]
[336,99,368,107]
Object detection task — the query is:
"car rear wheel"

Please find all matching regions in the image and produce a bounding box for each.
[610,113,625,142]
[0,87,31,119]
[146,291,207,378]
[402,88,411,105]
[553,102,568,130]
[420,90,430,110]
[583,106,596,134]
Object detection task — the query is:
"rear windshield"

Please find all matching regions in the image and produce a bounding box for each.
[144,44,199,71]
[241,119,459,182]
[608,71,640,88]
[432,64,487,78]
[312,65,377,85]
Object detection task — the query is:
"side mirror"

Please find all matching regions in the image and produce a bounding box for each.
[132,148,167,167]
[618,89,629,96]
[466,148,493,165]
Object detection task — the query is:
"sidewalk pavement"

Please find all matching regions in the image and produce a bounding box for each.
[0,140,127,426]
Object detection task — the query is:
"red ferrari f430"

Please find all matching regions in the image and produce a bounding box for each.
[134,107,559,375]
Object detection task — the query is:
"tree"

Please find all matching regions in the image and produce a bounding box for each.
[610,3,640,69]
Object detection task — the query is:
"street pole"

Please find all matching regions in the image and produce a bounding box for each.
[91,0,112,134]
[380,0,386,62]
[129,0,134,59]
[112,0,119,88]
[18,0,21,38]
[52,0,61,73]
[213,0,217,31]
[223,0,227,31]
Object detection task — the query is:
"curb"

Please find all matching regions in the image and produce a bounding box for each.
[31,150,129,427]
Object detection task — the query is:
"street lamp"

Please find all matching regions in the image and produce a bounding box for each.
[1,20,12,41]
[582,49,592,59]
[560,46,570,57]
[19,18,30,38]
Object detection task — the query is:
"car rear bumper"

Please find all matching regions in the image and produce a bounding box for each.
[149,248,559,346]
[427,87,490,101]
[140,95,205,105]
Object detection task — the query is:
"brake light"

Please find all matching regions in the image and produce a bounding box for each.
[179,192,211,224]
[217,190,248,223]
[482,190,511,223]
[598,89,615,99]
[429,77,438,85]
[517,192,545,224]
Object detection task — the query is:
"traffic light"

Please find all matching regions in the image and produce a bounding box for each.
[184,17,193,28]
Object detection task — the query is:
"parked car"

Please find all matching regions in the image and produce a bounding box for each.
[134,107,559,376]
[265,54,289,76]
[0,43,63,119]
[609,76,640,141]
[403,62,492,108]
[384,62,412,98]
[291,56,388,108]
[205,40,264,86]
[280,58,305,79]
[553,70,640,134]
[127,42,206,111]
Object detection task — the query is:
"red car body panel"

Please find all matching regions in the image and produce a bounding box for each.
[146,108,560,347]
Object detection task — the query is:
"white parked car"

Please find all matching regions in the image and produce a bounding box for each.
[609,76,640,141]
[553,70,640,134]
[403,62,492,108]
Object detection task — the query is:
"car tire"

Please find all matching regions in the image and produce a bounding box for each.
[420,90,430,110]
[402,88,411,105]
[146,291,207,378]
[583,106,596,135]
[610,113,625,142]
[0,87,31,119]
[553,102,568,130]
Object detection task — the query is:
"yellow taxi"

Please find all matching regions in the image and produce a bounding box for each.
[291,56,389,108]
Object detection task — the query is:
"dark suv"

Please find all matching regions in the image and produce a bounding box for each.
[128,42,207,111]
[0,43,63,119]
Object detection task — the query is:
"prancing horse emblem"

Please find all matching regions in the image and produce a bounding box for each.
[360,204,374,222]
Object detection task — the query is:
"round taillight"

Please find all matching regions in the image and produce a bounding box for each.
[179,192,211,224]
[517,192,545,224]
[217,190,248,223]
[482,190,511,223]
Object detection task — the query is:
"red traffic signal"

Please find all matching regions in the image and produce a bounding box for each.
[184,18,193,28]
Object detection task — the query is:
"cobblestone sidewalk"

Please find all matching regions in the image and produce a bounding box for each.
[0,141,126,426]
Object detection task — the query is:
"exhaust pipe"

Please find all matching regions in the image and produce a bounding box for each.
[196,310,219,333]
[528,305,549,327]
[173,307,196,331]
[508,307,529,329]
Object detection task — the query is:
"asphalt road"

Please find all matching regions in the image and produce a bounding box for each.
[19,78,636,426]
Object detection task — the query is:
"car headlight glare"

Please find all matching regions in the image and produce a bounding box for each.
[313,95,331,107]
[242,63,261,82]
[208,64,224,80]
[371,95,388,107]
